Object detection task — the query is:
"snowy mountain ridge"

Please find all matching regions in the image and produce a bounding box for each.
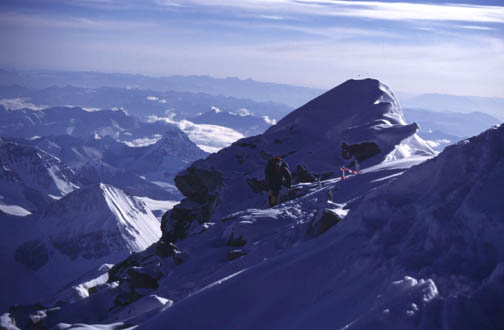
[1,183,162,310]
[2,79,502,330]
[163,78,435,242]
[137,125,504,330]
[42,183,161,255]
[0,139,78,214]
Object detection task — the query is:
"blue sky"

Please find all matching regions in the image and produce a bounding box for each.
[1,0,503,97]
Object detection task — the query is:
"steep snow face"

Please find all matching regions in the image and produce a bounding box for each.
[41,183,161,257]
[1,183,161,309]
[266,78,415,161]
[164,79,434,241]
[0,140,78,213]
[138,126,503,330]
[349,124,504,281]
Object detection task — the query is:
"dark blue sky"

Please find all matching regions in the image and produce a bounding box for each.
[0,0,503,97]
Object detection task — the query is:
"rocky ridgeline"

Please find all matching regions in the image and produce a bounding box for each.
[162,79,434,242]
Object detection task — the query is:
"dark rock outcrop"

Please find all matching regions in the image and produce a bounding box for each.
[127,267,162,291]
[341,141,381,163]
[227,232,247,247]
[293,164,316,183]
[307,209,342,237]
[162,167,222,242]
[227,249,247,261]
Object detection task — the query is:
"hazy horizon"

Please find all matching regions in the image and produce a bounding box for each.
[1,0,503,98]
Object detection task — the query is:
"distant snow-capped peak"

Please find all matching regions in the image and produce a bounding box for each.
[0,140,78,197]
[42,183,161,255]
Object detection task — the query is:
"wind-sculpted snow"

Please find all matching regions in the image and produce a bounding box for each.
[163,78,434,242]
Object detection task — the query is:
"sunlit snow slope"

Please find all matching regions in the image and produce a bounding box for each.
[0,183,161,309]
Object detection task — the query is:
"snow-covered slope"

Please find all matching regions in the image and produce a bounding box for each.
[42,183,161,255]
[136,126,503,330]
[0,183,161,310]
[0,139,78,214]
[163,78,434,242]
[5,80,501,330]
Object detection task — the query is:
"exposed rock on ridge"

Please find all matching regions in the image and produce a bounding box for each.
[162,78,435,242]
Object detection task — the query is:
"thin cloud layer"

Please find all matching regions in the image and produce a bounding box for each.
[155,0,504,23]
[0,0,503,98]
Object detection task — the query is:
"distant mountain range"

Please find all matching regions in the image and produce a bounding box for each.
[0,105,208,211]
[0,69,320,109]
[401,93,504,121]
[0,84,292,122]
[403,108,501,151]
[0,92,210,311]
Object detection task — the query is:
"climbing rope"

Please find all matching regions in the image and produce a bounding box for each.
[340,167,359,180]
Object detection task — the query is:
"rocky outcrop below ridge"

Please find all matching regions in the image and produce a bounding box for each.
[162,79,435,242]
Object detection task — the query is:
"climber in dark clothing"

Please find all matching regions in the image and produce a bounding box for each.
[341,141,381,173]
[265,156,292,207]
[341,142,360,172]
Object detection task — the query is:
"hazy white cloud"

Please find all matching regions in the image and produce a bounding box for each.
[0,98,46,110]
[122,135,163,147]
[155,0,504,24]
[1,0,502,100]
[323,1,504,23]
[457,25,496,31]
[259,15,285,20]
[263,115,277,125]
[147,115,244,153]
[231,108,252,116]
[265,23,401,39]
[154,0,183,7]
[0,12,156,30]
